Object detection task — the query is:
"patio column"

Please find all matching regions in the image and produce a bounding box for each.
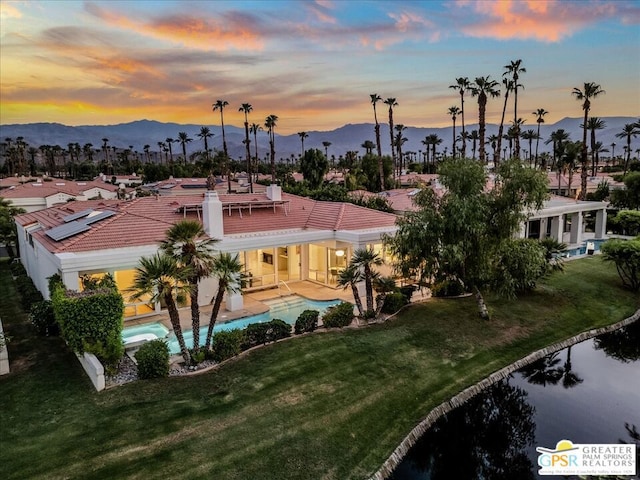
[539,218,548,239]
[517,222,527,239]
[594,209,607,239]
[550,215,563,242]
[569,211,583,244]
[61,270,80,291]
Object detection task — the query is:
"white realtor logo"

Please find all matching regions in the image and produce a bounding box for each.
[537,439,637,476]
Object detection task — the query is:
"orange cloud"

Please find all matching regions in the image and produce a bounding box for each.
[455,0,618,42]
[84,2,265,51]
[0,2,21,19]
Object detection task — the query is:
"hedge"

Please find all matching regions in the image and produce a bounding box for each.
[294,309,319,334]
[135,340,170,379]
[322,302,354,328]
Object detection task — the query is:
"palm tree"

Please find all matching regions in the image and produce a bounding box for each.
[165,137,175,164]
[592,141,609,173]
[142,144,150,163]
[101,138,110,164]
[470,76,500,164]
[521,129,538,166]
[469,130,479,160]
[426,134,442,169]
[337,265,364,317]
[496,78,513,168]
[322,141,332,167]
[128,253,193,364]
[249,123,262,181]
[447,106,461,159]
[177,132,192,164]
[264,114,278,183]
[546,129,571,189]
[297,131,309,157]
[239,103,253,192]
[373,276,396,315]
[488,134,499,163]
[350,247,382,315]
[520,352,563,386]
[394,124,407,175]
[384,98,398,181]
[213,100,231,192]
[197,126,213,162]
[205,253,243,350]
[370,94,384,190]
[361,140,375,155]
[160,220,217,356]
[560,346,583,389]
[581,117,606,176]
[616,123,639,175]
[572,82,605,199]
[533,108,548,168]
[504,60,526,158]
[449,77,471,158]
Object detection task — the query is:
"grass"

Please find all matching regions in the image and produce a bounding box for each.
[0,257,638,480]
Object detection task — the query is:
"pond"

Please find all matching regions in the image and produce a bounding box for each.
[390,320,640,480]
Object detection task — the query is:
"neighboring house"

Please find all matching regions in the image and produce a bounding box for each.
[1,179,122,213]
[141,177,265,196]
[15,186,398,319]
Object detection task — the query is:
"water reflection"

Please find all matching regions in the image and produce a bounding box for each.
[390,322,640,480]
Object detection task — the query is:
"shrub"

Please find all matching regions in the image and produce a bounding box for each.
[210,329,244,362]
[432,277,466,297]
[29,300,58,336]
[322,302,354,328]
[381,292,408,314]
[243,319,291,349]
[189,349,206,365]
[15,275,43,310]
[84,330,124,376]
[294,309,319,334]
[602,237,640,292]
[10,261,26,277]
[135,339,170,379]
[398,285,416,302]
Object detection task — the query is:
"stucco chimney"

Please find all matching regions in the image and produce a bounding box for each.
[203,191,224,239]
[266,184,281,201]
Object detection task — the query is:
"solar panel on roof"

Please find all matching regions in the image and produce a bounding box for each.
[63,208,94,222]
[82,210,116,225]
[46,221,91,241]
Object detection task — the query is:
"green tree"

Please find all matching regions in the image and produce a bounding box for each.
[584,117,606,176]
[470,76,500,164]
[616,123,640,175]
[128,253,193,364]
[384,98,398,180]
[504,59,526,158]
[297,131,309,157]
[177,132,192,164]
[300,149,329,189]
[239,103,253,193]
[533,108,548,168]
[197,126,213,162]
[205,253,244,350]
[496,78,513,168]
[0,197,26,258]
[337,265,364,317]
[370,94,385,191]
[160,220,217,356]
[572,82,605,199]
[350,247,383,315]
[360,153,392,191]
[265,114,278,183]
[447,106,461,159]
[449,77,471,158]
[213,99,231,192]
[601,237,640,292]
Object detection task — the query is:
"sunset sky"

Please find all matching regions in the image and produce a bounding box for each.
[1,0,639,134]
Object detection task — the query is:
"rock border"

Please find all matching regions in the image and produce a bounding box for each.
[368,308,640,480]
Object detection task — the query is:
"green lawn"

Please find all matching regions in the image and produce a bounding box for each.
[0,257,638,480]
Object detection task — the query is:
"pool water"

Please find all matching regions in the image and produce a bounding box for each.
[122,295,340,354]
[121,322,170,344]
[564,238,607,257]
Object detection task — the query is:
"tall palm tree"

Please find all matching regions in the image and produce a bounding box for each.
[142,144,150,163]
[177,132,192,164]
[205,253,243,350]
[447,106,461,159]
[488,134,499,162]
[546,129,571,177]
[370,94,384,190]
[495,78,513,168]
[264,114,278,183]
[394,124,407,175]
[616,123,639,175]
[213,100,232,192]
[384,98,398,181]
[533,108,548,168]
[322,141,332,167]
[468,130,479,160]
[572,82,605,199]
[521,129,538,166]
[101,138,110,164]
[449,77,471,158]
[504,60,526,158]
[249,123,262,181]
[197,126,213,162]
[128,253,193,364]
[297,131,309,157]
[581,117,606,176]
[592,141,609,172]
[350,247,382,314]
[165,137,175,164]
[470,76,500,164]
[239,103,253,192]
[160,220,217,356]
[361,140,375,155]
[337,265,364,317]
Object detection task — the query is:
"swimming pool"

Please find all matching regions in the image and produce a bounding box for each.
[121,322,170,345]
[122,295,340,354]
[565,238,607,257]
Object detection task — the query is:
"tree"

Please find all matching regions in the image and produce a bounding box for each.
[322,141,332,167]
[584,117,606,176]
[0,197,26,258]
[239,103,253,193]
[197,126,213,162]
[128,253,193,364]
[533,108,548,168]
[337,265,364,317]
[616,123,639,175]
[504,60,526,158]
[350,247,382,315]
[469,130,479,160]
[470,76,500,164]
[521,129,538,166]
[384,98,398,181]
[205,253,244,350]
[449,77,471,158]
[385,157,548,319]
[265,114,278,183]
[370,94,385,192]
[394,124,407,175]
[447,106,461,159]
[297,131,308,157]
[249,123,262,181]
[177,132,192,164]
[213,99,231,192]
[300,149,328,189]
[545,129,570,174]
[160,220,217,357]
[496,78,513,168]
[572,82,605,199]
[101,138,110,164]
[601,237,640,292]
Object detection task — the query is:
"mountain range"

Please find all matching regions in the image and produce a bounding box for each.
[1,117,637,161]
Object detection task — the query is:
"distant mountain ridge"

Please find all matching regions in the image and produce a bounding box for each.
[1,117,637,161]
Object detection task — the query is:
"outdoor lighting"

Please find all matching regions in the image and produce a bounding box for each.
[336,249,345,257]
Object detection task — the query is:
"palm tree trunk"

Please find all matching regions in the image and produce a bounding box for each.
[351,284,364,317]
[580,108,589,200]
[535,123,541,169]
[496,91,509,168]
[205,284,226,350]
[364,266,374,313]
[474,286,490,320]
[190,284,200,354]
[460,92,466,159]
[478,94,487,163]
[165,294,191,364]
[375,124,384,190]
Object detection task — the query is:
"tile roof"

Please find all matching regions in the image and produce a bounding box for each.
[16,192,398,254]
[0,179,118,199]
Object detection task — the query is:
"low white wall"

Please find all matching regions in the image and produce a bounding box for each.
[0,319,9,375]
[76,352,105,391]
